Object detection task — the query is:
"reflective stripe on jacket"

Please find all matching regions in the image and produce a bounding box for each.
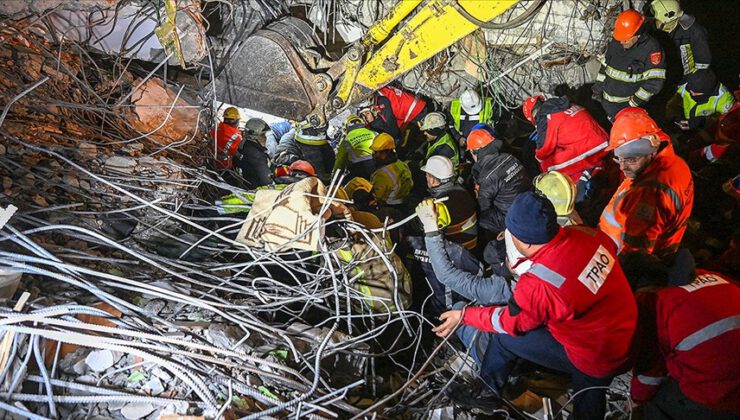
[679,82,735,121]
[599,136,693,256]
[371,160,413,205]
[425,133,459,168]
[334,127,376,172]
[449,97,493,131]
[211,122,243,169]
[377,86,427,129]
[631,271,740,412]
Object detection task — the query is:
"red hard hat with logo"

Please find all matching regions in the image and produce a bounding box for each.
[289,160,316,176]
[522,95,545,124]
[467,128,496,151]
[607,107,661,151]
[613,9,645,41]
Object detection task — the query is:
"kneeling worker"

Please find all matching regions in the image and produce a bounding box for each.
[369,133,413,207]
[433,192,637,419]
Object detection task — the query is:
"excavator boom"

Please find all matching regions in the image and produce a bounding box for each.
[214,0,521,124]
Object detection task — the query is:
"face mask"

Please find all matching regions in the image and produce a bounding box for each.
[505,229,532,277]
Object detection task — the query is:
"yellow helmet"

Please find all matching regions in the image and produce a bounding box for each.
[334,186,349,201]
[223,107,240,120]
[650,0,683,32]
[534,171,576,216]
[370,133,396,152]
[345,114,364,127]
[345,177,373,197]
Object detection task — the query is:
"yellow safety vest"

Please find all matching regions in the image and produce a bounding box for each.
[371,160,413,205]
[425,133,459,168]
[679,83,735,120]
[449,97,493,131]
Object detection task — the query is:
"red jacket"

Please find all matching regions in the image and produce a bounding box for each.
[536,105,609,182]
[632,271,740,413]
[376,86,426,131]
[463,226,637,378]
[599,133,694,256]
[210,122,242,169]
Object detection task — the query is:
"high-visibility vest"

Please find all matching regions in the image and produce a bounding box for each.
[599,139,693,256]
[342,127,375,163]
[371,160,413,205]
[295,131,328,146]
[679,82,736,120]
[449,97,494,131]
[425,133,459,168]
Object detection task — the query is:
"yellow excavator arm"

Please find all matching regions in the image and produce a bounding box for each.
[215,1,521,125]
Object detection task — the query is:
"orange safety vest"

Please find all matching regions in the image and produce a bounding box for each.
[599,134,694,256]
[211,122,242,169]
[377,86,426,131]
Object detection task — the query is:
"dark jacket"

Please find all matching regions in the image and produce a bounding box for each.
[472,140,529,234]
[273,132,335,181]
[671,14,711,78]
[235,138,272,188]
[595,32,666,116]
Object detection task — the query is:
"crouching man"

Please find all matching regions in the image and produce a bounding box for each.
[433,192,638,419]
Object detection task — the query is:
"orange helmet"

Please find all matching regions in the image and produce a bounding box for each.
[467,128,495,151]
[522,95,544,124]
[289,160,316,176]
[608,107,661,151]
[613,9,644,42]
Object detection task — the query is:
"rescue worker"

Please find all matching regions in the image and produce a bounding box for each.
[360,86,428,146]
[211,106,243,170]
[421,156,477,249]
[673,69,736,130]
[333,114,376,180]
[534,171,583,226]
[266,120,294,158]
[234,117,273,188]
[433,192,638,419]
[593,9,666,120]
[274,123,335,181]
[650,0,711,78]
[419,112,459,168]
[620,254,740,419]
[599,107,694,258]
[369,133,413,207]
[273,160,316,185]
[522,95,609,198]
[448,88,494,147]
[467,128,528,238]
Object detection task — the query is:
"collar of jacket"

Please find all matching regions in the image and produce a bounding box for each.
[429,181,457,197]
[523,227,566,264]
[678,14,696,31]
[474,138,504,161]
[632,134,676,183]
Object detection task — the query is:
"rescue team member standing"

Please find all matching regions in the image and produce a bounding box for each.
[522,95,609,195]
[333,114,376,180]
[421,156,477,249]
[448,88,494,147]
[419,112,459,168]
[433,192,637,419]
[650,0,711,78]
[360,86,427,144]
[599,108,694,257]
[621,256,740,419]
[274,123,335,181]
[467,129,528,238]
[594,9,666,120]
[212,107,243,170]
[369,133,413,206]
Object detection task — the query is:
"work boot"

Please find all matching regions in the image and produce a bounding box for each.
[445,378,502,415]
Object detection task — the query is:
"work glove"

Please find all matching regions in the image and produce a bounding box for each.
[415,199,439,234]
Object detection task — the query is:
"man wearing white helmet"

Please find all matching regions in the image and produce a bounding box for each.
[421,156,477,249]
[448,88,494,147]
[419,112,459,169]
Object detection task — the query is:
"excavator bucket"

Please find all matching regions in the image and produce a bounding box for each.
[213,17,325,120]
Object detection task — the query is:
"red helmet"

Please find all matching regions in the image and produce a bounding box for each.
[467,129,495,151]
[613,9,644,42]
[289,160,316,176]
[608,107,661,151]
[522,95,544,124]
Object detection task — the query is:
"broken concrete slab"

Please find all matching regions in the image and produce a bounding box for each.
[128,78,200,145]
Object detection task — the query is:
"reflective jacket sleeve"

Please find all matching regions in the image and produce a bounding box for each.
[370,170,391,202]
[594,47,609,93]
[424,233,512,305]
[462,274,569,335]
[333,140,348,172]
[534,118,556,162]
[633,45,666,106]
[690,23,712,71]
[370,96,401,141]
[617,186,672,254]
[631,291,668,403]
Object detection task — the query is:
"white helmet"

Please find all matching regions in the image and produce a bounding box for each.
[421,156,455,181]
[461,89,483,114]
[419,112,446,131]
